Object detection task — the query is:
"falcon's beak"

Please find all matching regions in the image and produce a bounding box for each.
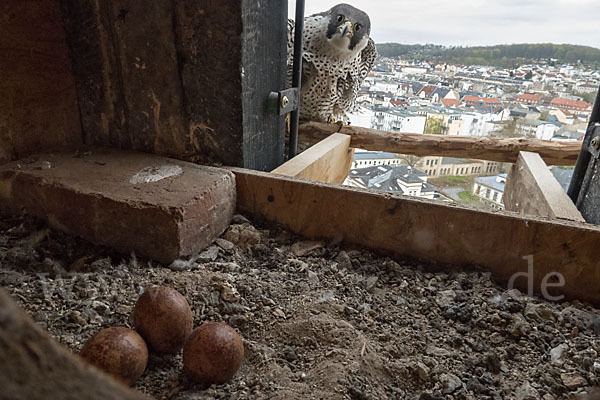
[339,21,353,38]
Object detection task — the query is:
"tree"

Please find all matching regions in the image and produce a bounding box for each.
[425,116,444,135]
[582,91,598,105]
[524,70,533,80]
[399,154,420,168]
[495,118,519,138]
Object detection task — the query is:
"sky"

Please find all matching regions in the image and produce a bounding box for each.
[288,0,600,49]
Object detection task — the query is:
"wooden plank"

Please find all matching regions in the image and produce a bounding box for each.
[109,0,190,156]
[173,0,244,165]
[240,0,287,171]
[0,0,82,164]
[505,151,584,221]
[174,0,287,169]
[299,121,582,166]
[231,167,600,305]
[62,0,192,157]
[0,289,149,400]
[271,133,353,184]
[60,0,128,148]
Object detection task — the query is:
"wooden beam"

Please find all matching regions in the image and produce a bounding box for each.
[61,0,191,157]
[0,289,149,399]
[271,133,353,184]
[298,121,582,166]
[62,0,287,169]
[504,151,584,222]
[231,167,600,305]
[0,0,81,164]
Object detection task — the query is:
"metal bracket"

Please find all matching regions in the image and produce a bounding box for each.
[268,88,299,116]
[586,123,600,159]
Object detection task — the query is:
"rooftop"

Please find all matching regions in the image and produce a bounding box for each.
[348,164,428,188]
[442,157,474,165]
[475,174,507,192]
[549,167,574,192]
[354,151,401,161]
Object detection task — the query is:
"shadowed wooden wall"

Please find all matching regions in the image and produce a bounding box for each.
[0,0,82,164]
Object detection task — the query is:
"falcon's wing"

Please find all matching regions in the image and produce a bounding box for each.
[341,38,378,111]
[359,38,378,80]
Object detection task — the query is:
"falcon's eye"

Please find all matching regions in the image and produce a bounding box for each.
[337,14,344,23]
[355,24,362,31]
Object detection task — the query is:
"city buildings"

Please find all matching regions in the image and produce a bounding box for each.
[343,56,596,210]
[473,174,507,210]
[345,164,438,199]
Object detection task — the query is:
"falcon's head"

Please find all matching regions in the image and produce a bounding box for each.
[323,4,371,55]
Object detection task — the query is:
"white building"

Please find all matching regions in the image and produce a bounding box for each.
[345,164,438,199]
[351,150,403,169]
[473,174,506,210]
[371,108,426,133]
[536,122,561,141]
[402,67,428,75]
[371,81,400,94]
[456,110,506,137]
[348,106,375,128]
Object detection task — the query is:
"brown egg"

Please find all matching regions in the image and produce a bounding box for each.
[183,322,244,385]
[80,326,148,386]
[132,286,193,354]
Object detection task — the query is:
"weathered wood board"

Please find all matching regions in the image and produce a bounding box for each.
[0,0,82,164]
[272,133,353,184]
[299,121,581,166]
[505,151,584,221]
[61,0,287,169]
[0,289,149,399]
[232,168,600,305]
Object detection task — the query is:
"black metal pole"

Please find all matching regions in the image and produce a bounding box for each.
[288,0,305,159]
[567,86,600,202]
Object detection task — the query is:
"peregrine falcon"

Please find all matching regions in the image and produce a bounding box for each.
[287,3,377,123]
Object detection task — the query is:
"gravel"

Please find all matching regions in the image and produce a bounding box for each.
[1,212,600,399]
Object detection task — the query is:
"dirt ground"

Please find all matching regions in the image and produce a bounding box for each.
[1,212,600,400]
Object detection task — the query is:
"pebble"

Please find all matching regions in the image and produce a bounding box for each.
[224,224,261,248]
[220,284,241,303]
[560,372,587,390]
[335,251,352,269]
[363,276,378,292]
[425,345,452,357]
[525,303,556,322]
[198,246,220,262]
[413,362,430,381]
[214,238,235,251]
[291,241,324,256]
[440,373,462,394]
[283,347,298,362]
[485,352,502,374]
[515,381,540,400]
[69,311,86,326]
[167,259,191,271]
[307,270,319,285]
[435,289,456,307]
[549,343,568,365]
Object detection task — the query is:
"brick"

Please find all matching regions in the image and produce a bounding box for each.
[0,149,235,263]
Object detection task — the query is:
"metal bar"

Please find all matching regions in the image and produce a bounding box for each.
[288,0,305,159]
[567,85,600,202]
